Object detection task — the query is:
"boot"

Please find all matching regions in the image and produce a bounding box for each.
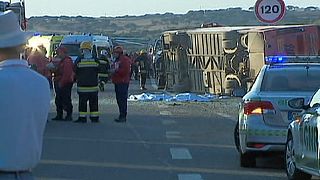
[52,114,63,121]
[74,117,87,123]
[90,117,100,123]
[64,114,73,121]
[114,117,127,123]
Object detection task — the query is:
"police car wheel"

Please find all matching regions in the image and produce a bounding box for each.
[234,122,240,152]
[285,133,312,180]
[240,153,256,168]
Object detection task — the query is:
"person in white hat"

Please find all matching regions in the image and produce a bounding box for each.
[0,11,50,179]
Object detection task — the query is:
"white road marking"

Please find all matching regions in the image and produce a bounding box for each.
[162,120,176,125]
[216,113,237,122]
[44,136,234,149]
[170,148,192,160]
[178,174,203,180]
[40,159,285,177]
[160,111,172,116]
[166,131,181,139]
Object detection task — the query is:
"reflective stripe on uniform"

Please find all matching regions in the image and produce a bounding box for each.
[77,86,99,93]
[90,111,100,117]
[77,61,99,68]
[98,73,109,78]
[79,112,88,117]
[99,60,108,65]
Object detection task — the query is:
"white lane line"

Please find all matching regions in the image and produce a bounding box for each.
[162,120,176,125]
[40,159,285,177]
[170,148,192,160]
[45,136,234,149]
[216,113,237,122]
[166,131,181,139]
[178,174,203,180]
[160,111,172,116]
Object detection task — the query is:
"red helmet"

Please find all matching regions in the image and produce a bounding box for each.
[113,46,124,54]
[56,46,68,54]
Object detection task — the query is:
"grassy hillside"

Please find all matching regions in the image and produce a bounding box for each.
[28,8,320,50]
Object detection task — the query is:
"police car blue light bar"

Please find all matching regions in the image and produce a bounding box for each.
[265,56,287,64]
[265,56,320,64]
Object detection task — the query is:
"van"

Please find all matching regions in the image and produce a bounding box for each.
[60,35,93,62]
[93,35,113,59]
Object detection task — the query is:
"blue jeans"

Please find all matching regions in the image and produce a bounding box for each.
[114,83,129,118]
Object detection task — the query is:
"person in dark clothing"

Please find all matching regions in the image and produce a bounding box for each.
[135,50,149,90]
[51,46,74,121]
[132,52,139,80]
[155,51,166,89]
[98,49,110,91]
[74,41,100,123]
[111,46,131,123]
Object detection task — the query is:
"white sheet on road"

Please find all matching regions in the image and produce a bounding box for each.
[128,93,228,102]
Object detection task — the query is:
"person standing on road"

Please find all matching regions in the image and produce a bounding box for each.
[27,46,51,87]
[98,49,110,91]
[74,41,100,123]
[111,46,131,123]
[135,49,149,90]
[51,46,74,121]
[0,11,50,180]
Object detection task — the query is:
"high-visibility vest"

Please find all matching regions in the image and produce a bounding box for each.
[75,59,99,93]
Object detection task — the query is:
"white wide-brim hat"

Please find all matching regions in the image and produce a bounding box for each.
[0,10,33,48]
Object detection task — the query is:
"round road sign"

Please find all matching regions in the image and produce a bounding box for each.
[255,0,286,24]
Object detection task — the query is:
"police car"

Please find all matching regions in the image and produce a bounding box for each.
[286,89,320,180]
[234,56,320,168]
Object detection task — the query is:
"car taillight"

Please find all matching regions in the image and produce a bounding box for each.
[244,101,274,115]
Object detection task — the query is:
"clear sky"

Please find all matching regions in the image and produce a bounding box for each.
[25,0,319,17]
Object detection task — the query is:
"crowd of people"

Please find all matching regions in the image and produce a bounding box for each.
[0,10,168,179]
[23,42,160,123]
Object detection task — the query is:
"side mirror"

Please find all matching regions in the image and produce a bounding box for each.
[288,98,307,110]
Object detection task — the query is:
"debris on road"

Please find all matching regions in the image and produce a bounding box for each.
[128,93,229,102]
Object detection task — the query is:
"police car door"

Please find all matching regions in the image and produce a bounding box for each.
[300,89,320,171]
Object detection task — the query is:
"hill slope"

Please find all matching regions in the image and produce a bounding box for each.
[28,8,320,42]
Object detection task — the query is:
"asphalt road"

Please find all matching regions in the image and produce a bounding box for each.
[34,79,288,180]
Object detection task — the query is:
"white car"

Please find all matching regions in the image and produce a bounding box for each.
[234,57,320,168]
[286,89,320,180]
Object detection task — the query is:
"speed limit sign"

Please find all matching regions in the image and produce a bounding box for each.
[255,0,286,24]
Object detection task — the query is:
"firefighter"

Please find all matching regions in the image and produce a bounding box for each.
[74,41,100,123]
[135,49,149,90]
[51,46,74,121]
[98,49,110,91]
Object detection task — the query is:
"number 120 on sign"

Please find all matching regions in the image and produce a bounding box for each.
[260,5,280,14]
[255,0,286,24]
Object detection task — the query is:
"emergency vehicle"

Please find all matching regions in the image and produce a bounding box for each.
[286,88,320,180]
[235,56,320,168]
[28,35,63,58]
[93,35,113,59]
[60,35,93,62]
